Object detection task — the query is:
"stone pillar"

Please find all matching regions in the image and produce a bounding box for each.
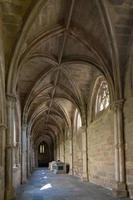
[15,142,20,167]
[69,130,73,175]
[112,100,128,197]
[35,149,38,167]
[81,126,88,181]
[27,135,31,177]
[54,139,57,161]
[56,135,60,160]
[59,137,63,161]
[63,133,65,163]
[60,134,65,162]
[21,123,27,183]
[5,95,16,200]
[0,124,6,200]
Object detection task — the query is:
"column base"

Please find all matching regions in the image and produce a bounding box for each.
[112,182,128,198]
[81,176,88,182]
[69,169,73,175]
[21,178,27,184]
[81,173,88,182]
[5,187,16,200]
[127,184,133,199]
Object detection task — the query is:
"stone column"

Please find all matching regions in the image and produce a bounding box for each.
[54,139,57,161]
[56,135,60,160]
[21,123,27,183]
[81,126,88,181]
[59,136,63,161]
[60,133,65,162]
[0,124,6,200]
[15,142,20,167]
[69,130,73,175]
[63,133,65,163]
[5,95,16,200]
[27,135,31,177]
[34,149,38,168]
[112,100,128,197]
[31,149,35,171]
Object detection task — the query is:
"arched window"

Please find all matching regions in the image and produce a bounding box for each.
[77,112,82,129]
[74,109,82,131]
[39,143,45,154]
[95,78,110,114]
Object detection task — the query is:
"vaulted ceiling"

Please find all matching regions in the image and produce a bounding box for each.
[1,0,133,146]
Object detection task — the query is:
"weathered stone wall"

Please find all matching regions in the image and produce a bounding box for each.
[73,128,83,177]
[64,136,71,165]
[0,166,4,200]
[88,110,115,189]
[124,98,133,198]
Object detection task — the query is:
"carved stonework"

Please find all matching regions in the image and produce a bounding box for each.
[111,99,125,112]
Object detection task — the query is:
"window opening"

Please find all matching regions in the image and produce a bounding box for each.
[95,80,110,114]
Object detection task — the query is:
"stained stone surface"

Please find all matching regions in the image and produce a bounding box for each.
[16,168,129,200]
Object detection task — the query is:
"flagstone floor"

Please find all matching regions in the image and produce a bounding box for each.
[16,168,129,200]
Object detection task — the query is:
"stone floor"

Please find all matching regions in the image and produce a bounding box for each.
[16,168,129,200]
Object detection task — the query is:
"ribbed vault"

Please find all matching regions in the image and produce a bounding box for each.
[4,0,132,152]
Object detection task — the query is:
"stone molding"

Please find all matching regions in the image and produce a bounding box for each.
[111,99,125,111]
[6,93,16,102]
[114,143,124,149]
[0,123,7,130]
[6,145,17,149]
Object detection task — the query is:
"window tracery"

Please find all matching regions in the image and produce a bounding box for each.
[95,80,110,114]
[74,109,82,131]
[39,144,45,154]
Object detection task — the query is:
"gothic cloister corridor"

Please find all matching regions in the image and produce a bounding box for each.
[0,0,133,200]
[16,168,129,200]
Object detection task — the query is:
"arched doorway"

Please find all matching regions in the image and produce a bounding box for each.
[38,142,50,167]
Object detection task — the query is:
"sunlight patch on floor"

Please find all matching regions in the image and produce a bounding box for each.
[40,183,52,191]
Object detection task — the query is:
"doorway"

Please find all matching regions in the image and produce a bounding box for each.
[38,142,50,167]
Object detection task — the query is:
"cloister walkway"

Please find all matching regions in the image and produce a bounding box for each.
[16,169,129,200]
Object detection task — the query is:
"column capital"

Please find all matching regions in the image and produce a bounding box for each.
[0,123,7,130]
[6,93,17,102]
[114,143,124,150]
[79,125,86,132]
[111,99,125,111]
[6,144,15,149]
[16,142,20,147]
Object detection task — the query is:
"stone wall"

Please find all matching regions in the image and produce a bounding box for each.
[73,128,83,177]
[0,166,4,200]
[88,110,115,189]
[124,97,133,198]
[64,136,71,166]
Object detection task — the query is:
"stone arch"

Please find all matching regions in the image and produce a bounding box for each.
[96,0,122,100]
[7,0,120,100]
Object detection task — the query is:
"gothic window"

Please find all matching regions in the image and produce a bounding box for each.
[95,79,110,114]
[74,109,82,131]
[39,144,45,154]
[77,112,82,129]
